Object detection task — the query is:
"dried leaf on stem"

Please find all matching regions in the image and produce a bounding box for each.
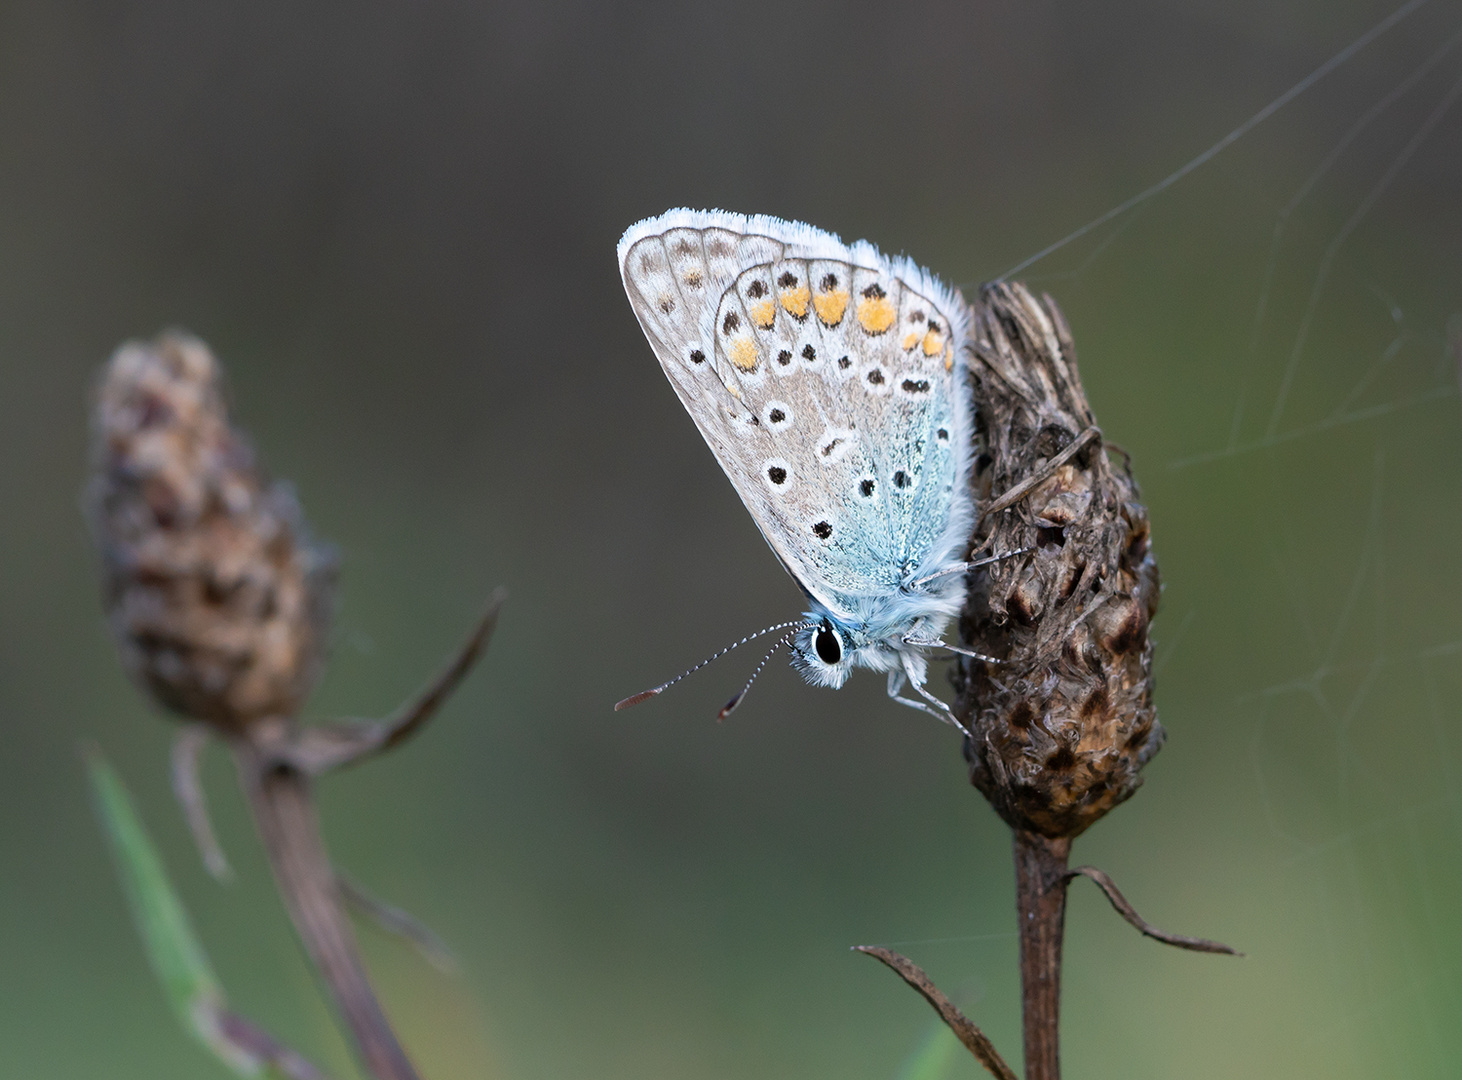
[854,946,1018,1080]
[339,873,459,974]
[284,591,506,776]
[1065,866,1242,956]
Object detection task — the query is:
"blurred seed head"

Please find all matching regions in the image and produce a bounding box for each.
[955,284,1163,839]
[87,332,335,729]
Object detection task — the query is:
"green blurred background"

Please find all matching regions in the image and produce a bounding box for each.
[3,0,1461,1076]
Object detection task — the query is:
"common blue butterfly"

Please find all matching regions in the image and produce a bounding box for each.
[616,210,991,724]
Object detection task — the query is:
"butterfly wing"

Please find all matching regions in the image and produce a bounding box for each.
[618,210,973,621]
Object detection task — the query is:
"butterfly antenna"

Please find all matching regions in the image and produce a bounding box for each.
[717,624,809,720]
[615,621,811,711]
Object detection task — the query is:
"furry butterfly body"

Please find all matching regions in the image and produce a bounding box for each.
[618,209,976,720]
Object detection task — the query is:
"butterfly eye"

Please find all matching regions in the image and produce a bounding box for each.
[815,622,842,665]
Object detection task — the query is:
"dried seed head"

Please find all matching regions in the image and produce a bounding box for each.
[954,283,1163,839]
[87,332,335,729]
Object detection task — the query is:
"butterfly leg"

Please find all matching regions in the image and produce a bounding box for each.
[885,670,947,721]
[886,667,967,733]
[908,548,1031,588]
[900,619,1005,663]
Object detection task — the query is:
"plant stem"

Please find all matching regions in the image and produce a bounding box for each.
[1013,830,1071,1080]
[237,740,421,1080]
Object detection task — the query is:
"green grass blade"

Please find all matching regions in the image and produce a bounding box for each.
[87,748,225,1021]
[87,747,329,1079]
[896,1017,961,1080]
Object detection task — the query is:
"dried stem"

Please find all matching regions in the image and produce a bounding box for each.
[236,736,421,1080]
[854,946,1018,1080]
[1014,830,1071,1080]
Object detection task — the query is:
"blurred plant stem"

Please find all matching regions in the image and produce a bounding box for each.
[236,731,418,1080]
[208,590,498,1080]
[87,331,504,1080]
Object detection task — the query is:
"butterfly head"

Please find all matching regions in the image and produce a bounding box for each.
[789,616,857,689]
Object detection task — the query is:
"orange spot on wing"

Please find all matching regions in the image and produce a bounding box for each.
[729,337,759,372]
[857,295,895,335]
[900,331,921,351]
[922,328,944,355]
[780,285,810,319]
[944,343,954,371]
[749,299,776,328]
[813,288,849,326]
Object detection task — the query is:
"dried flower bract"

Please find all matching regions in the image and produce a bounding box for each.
[88,332,334,729]
[956,284,1163,839]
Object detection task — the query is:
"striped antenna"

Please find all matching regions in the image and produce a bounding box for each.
[615,620,812,712]
[717,624,807,720]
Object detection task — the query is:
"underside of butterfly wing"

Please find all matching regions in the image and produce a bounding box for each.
[620,212,974,625]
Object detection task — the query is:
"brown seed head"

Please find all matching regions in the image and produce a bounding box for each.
[954,283,1163,839]
[87,332,334,729]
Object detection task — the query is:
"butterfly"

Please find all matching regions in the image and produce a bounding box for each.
[616,209,992,725]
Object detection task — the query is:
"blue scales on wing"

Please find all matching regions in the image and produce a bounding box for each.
[618,211,974,627]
